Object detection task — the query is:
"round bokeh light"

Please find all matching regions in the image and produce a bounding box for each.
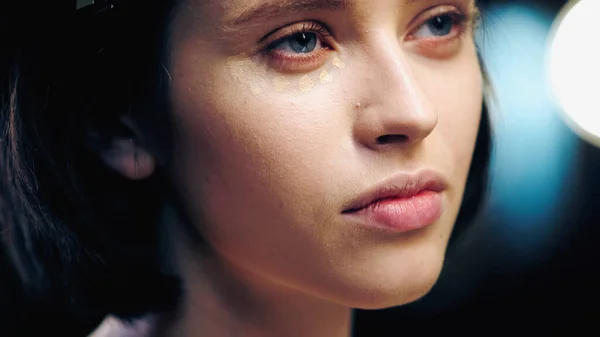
[548,0,600,147]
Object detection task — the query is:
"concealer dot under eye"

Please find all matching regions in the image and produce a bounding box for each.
[268,57,345,93]
[299,75,316,92]
[332,57,345,69]
[226,52,344,93]
[320,70,333,84]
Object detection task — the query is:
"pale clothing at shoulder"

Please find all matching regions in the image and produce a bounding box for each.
[88,316,155,337]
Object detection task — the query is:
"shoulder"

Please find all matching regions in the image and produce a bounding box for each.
[88,316,156,337]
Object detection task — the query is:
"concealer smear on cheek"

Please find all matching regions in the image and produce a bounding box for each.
[226,53,269,95]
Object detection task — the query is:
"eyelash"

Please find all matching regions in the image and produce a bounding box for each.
[260,22,334,73]
[259,7,475,72]
[405,7,474,52]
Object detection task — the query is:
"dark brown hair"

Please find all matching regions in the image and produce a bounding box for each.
[0,1,492,335]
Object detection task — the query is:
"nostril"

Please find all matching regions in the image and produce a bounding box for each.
[376,134,408,145]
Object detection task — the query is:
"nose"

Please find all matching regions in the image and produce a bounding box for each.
[352,38,438,150]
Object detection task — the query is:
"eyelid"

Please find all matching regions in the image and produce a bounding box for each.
[258,21,334,51]
[252,21,336,73]
[405,4,473,39]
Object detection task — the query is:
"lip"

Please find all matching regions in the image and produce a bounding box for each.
[342,169,448,233]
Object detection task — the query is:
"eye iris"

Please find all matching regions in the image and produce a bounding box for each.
[289,32,317,53]
[428,15,453,36]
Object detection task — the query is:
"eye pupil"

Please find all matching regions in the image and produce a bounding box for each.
[429,15,453,35]
[296,33,308,44]
[289,32,317,53]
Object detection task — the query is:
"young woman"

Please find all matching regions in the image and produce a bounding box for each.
[1,0,492,336]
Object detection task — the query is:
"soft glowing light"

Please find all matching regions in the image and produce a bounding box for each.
[548,0,600,147]
[474,4,578,263]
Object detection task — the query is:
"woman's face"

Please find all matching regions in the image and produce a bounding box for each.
[167,0,482,308]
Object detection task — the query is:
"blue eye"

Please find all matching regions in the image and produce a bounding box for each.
[429,15,453,35]
[414,15,455,37]
[261,22,333,73]
[274,32,319,53]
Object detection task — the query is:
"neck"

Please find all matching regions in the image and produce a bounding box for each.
[157,219,353,337]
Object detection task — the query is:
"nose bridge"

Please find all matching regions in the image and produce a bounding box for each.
[355,32,438,147]
[375,35,417,97]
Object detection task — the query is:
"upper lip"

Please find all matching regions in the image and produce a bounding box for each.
[342,169,448,213]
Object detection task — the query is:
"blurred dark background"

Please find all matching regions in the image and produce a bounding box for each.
[357,0,600,334]
[4,0,599,335]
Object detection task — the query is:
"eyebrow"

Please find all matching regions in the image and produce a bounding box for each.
[224,0,475,30]
[226,0,350,27]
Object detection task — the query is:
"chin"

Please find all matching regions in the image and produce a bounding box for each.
[352,267,443,310]
[316,244,447,310]
[354,280,439,310]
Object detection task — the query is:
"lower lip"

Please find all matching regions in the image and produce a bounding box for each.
[343,191,443,233]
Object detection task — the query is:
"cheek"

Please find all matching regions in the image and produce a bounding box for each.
[424,55,482,180]
[165,35,484,307]
[439,75,481,165]
[411,47,482,218]
[167,49,354,265]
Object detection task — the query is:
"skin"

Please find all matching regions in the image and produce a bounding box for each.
[98,0,482,336]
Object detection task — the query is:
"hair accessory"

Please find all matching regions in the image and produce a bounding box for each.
[76,0,119,14]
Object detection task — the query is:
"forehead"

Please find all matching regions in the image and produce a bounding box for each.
[172,0,477,47]
[181,0,474,25]
[182,0,348,24]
